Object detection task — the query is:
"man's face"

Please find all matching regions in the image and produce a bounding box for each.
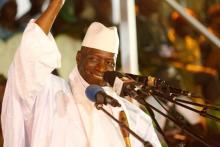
[77,47,116,86]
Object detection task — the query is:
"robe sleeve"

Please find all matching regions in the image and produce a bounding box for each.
[1,19,61,147]
[11,19,61,112]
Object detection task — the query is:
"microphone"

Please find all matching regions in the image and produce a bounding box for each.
[125,73,194,97]
[85,85,121,107]
[103,71,157,118]
[103,71,144,98]
[86,84,153,147]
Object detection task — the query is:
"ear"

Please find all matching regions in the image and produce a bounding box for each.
[76,50,81,65]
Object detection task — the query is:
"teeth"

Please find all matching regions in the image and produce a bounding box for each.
[94,75,103,79]
[88,72,103,79]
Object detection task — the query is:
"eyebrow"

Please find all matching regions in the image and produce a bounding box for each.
[87,54,115,61]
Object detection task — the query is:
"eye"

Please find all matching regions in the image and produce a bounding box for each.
[106,61,115,67]
[89,56,98,62]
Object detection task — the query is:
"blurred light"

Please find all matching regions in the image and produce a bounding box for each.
[112,0,120,24]
[42,0,49,12]
[0,0,7,8]
[16,0,31,19]
[171,62,217,76]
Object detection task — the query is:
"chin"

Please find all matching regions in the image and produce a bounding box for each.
[99,83,107,87]
[95,82,105,87]
[96,81,106,87]
[88,79,105,86]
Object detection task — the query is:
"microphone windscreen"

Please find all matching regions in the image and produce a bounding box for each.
[125,73,146,84]
[85,85,104,102]
[103,71,123,86]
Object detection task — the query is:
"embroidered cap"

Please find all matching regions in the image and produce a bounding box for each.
[82,22,119,54]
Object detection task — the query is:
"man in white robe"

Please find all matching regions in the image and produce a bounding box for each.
[1,0,161,147]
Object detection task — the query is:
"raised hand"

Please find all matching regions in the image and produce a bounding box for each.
[36,0,65,34]
[50,0,65,6]
[60,0,65,5]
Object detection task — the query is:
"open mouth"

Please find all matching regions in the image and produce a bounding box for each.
[93,74,103,80]
[88,71,103,80]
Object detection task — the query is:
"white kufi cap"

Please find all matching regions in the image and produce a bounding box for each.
[82,22,119,54]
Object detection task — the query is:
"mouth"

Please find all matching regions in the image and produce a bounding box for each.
[88,72,103,80]
[93,74,103,80]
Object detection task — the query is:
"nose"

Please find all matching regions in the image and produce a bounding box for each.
[96,60,106,72]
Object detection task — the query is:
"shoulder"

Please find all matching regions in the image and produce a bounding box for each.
[47,74,71,93]
[49,74,68,85]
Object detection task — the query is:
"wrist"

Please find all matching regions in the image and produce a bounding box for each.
[49,0,64,10]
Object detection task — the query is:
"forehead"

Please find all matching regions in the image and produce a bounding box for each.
[81,47,116,59]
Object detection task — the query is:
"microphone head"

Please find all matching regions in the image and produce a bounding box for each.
[103,71,123,86]
[85,85,104,102]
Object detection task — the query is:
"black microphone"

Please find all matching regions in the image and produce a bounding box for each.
[85,85,121,107]
[103,71,157,118]
[103,71,144,98]
[125,73,194,97]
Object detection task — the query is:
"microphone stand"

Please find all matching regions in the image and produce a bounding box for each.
[149,88,220,123]
[132,95,214,147]
[103,71,220,145]
[139,98,171,146]
[94,103,153,147]
[148,79,220,112]
[174,98,220,111]
[122,87,215,146]
[122,87,202,146]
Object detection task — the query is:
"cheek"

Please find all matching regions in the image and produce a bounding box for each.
[106,66,114,71]
[84,62,97,71]
[86,61,98,67]
[81,62,99,77]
